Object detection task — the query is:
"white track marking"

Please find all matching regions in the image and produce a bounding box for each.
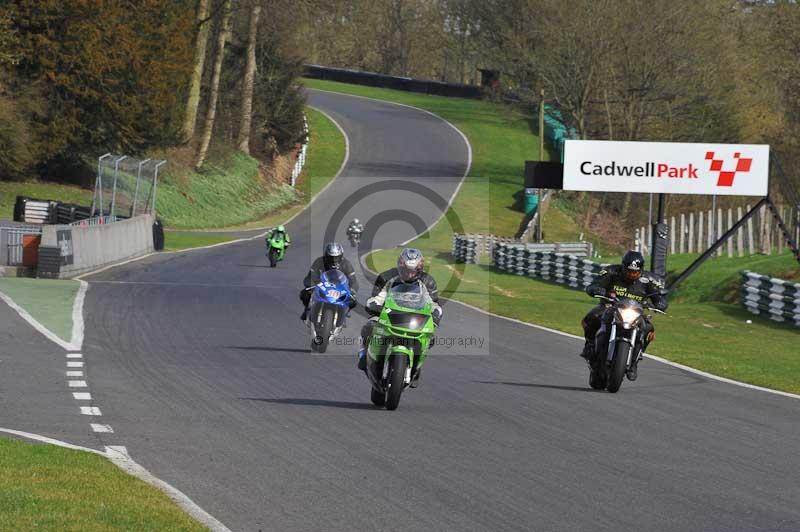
[72,392,92,400]
[0,427,106,455]
[68,380,87,388]
[66,353,83,359]
[0,290,76,351]
[90,423,113,433]
[0,428,230,532]
[80,406,102,416]
[66,371,83,377]
[104,446,232,532]
[67,361,84,368]
[70,281,87,349]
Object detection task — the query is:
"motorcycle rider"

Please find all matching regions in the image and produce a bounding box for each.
[580,250,668,381]
[300,242,359,320]
[266,224,291,251]
[357,248,441,387]
[347,218,364,238]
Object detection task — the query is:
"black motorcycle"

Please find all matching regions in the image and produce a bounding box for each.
[589,295,665,393]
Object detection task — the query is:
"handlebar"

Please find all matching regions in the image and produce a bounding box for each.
[593,294,667,315]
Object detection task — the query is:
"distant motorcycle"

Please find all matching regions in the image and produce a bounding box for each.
[348,228,362,247]
[589,294,665,393]
[305,269,353,353]
[364,281,435,410]
[267,234,288,267]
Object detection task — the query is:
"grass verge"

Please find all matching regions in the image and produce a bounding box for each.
[0,437,206,531]
[0,278,78,343]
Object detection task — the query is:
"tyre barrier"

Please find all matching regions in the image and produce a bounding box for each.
[452,234,481,264]
[740,271,800,326]
[494,244,606,290]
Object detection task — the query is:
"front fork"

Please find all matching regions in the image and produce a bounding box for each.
[597,322,640,369]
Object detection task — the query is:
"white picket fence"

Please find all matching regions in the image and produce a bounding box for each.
[290,115,310,187]
[635,203,799,257]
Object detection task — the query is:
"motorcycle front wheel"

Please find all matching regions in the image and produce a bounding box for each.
[311,307,334,353]
[268,248,278,267]
[606,341,630,393]
[384,353,407,411]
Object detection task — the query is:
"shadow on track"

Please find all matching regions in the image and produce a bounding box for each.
[226,346,311,354]
[474,380,599,393]
[240,398,375,410]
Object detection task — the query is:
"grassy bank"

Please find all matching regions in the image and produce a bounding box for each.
[0,438,206,531]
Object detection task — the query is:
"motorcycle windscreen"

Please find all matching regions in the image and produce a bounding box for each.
[388,282,430,310]
[320,269,348,287]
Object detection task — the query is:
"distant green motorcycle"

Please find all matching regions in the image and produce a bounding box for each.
[267,231,289,267]
[365,282,435,410]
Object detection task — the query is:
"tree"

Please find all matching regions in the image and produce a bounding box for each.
[237,1,261,153]
[182,0,212,143]
[196,0,233,169]
[8,0,194,175]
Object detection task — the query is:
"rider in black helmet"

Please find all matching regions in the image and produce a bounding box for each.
[300,242,359,320]
[580,250,668,380]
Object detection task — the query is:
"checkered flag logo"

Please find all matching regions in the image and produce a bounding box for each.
[705,151,753,187]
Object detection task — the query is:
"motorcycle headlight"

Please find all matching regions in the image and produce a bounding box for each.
[618,307,642,328]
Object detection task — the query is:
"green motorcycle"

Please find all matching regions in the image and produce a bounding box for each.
[365,282,435,410]
[267,233,288,267]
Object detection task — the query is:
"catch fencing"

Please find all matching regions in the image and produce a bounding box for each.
[740,271,800,327]
[93,154,165,219]
[493,244,605,289]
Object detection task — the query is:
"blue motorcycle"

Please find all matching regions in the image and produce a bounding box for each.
[306,269,353,353]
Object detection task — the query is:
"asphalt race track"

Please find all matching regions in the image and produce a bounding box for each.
[7,89,799,531]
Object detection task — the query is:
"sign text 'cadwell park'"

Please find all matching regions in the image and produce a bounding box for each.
[563,140,770,196]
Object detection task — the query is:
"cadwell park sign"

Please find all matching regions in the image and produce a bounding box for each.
[563,140,770,196]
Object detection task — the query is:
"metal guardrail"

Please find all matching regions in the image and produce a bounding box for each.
[70,215,119,227]
[740,271,800,326]
[494,245,605,290]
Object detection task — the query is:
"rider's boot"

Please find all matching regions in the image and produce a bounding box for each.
[627,353,642,381]
[300,307,309,321]
[579,340,594,360]
[409,367,422,388]
[357,348,367,371]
